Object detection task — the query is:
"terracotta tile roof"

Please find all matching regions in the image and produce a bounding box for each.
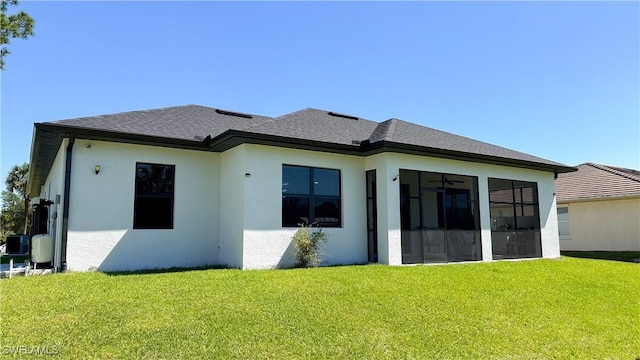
[555,163,640,202]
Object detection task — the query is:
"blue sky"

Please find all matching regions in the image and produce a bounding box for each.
[1,1,639,183]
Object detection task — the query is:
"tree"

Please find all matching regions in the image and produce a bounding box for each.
[1,190,29,241]
[2,163,31,237]
[0,0,35,70]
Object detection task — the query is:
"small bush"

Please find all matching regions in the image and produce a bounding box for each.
[292,223,328,268]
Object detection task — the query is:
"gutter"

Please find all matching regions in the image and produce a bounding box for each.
[30,124,576,215]
[556,194,640,204]
[60,136,75,272]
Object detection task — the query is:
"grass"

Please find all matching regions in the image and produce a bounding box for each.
[561,251,640,263]
[1,258,638,359]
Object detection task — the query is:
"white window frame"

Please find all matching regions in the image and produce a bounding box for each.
[557,205,571,240]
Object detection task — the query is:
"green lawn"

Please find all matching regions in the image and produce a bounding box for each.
[1,258,638,359]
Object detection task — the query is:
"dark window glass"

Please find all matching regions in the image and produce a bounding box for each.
[282,196,310,227]
[134,163,175,229]
[366,170,378,263]
[282,165,341,227]
[314,197,340,227]
[282,166,309,195]
[314,169,340,196]
[445,188,476,231]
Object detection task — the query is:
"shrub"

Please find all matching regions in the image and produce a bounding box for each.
[292,223,328,268]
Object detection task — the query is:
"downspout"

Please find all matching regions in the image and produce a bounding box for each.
[60,136,75,271]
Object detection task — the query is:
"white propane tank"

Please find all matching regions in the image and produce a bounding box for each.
[31,234,54,263]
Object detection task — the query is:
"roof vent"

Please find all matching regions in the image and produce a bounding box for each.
[328,111,358,120]
[215,109,253,119]
[351,140,361,145]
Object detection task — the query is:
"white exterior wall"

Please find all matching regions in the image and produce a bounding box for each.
[39,140,67,269]
[36,138,561,272]
[65,140,220,271]
[219,145,246,268]
[559,197,640,251]
[241,144,367,269]
[365,154,401,265]
[368,153,560,261]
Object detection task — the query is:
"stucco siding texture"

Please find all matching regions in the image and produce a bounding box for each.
[64,140,220,271]
[559,198,640,251]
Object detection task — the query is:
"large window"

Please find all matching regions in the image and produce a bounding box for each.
[282,165,341,227]
[489,178,541,259]
[134,163,175,229]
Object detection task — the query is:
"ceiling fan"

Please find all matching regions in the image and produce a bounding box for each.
[428,177,464,185]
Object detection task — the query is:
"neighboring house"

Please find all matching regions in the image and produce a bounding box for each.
[555,163,640,252]
[27,105,575,271]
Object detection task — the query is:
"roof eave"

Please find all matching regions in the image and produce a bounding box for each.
[208,130,364,156]
[557,194,640,203]
[361,141,577,174]
[208,132,576,174]
[28,123,211,196]
[29,125,575,197]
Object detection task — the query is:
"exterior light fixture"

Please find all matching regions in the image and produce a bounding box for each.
[393,174,399,181]
[245,173,251,177]
[95,165,101,174]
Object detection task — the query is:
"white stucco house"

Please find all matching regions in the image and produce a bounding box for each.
[28,105,575,272]
[555,163,640,251]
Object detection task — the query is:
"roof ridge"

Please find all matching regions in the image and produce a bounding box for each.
[368,119,394,142]
[50,104,208,124]
[585,162,640,183]
[385,118,399,141]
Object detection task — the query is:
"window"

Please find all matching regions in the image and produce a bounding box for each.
[557,206,570,238]
[282,165,341,227]
[134,163,175,229]
[366,170,378,263]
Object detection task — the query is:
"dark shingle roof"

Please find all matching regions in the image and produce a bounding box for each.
[29,104,576,195]
[555,163,640,201]
[242,108,379,146]
[51,105,271,141]
[368,118,567,167]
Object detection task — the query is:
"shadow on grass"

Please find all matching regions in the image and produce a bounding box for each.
[561,251,640,263]
[104,264,232,276]
[105,262,372,276]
